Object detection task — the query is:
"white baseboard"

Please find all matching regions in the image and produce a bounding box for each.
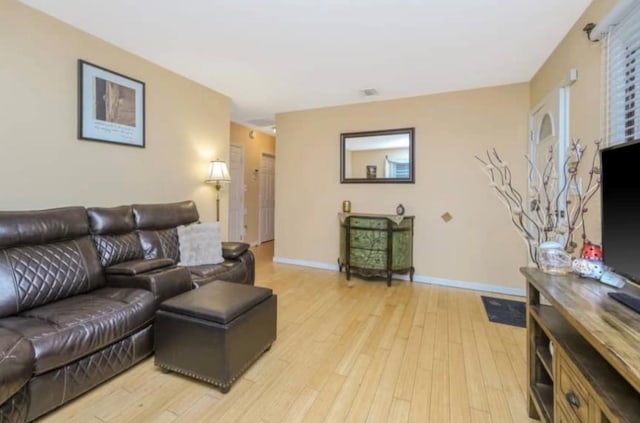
[271,256,525,297]
[411,275,525,296]
[273,256,339,271]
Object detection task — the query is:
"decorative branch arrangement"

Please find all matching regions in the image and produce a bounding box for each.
[475,140,601,266]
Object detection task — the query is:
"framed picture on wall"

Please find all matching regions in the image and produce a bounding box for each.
[78,60,145,148]
[366,165,377,179]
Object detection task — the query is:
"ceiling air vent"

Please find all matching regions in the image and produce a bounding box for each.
[361,88,379,97]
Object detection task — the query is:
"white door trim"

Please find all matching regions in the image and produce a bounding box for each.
[228,144,245,242]
[258,152,275,244]
[527,71,576,255]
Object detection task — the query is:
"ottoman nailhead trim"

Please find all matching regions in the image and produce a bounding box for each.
[156,340,274,391]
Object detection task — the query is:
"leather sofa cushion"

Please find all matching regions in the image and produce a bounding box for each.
[137,228,180,262]
[87,206,135,235]
[88,205,145,267]
[221,242,250,260]
[159,280,272,324]
[133,201,199,230]
[0,287,154,375]
[0,236,105,318]
[93,232,144,267]
[189,261,249,288]
[0,328,34,405]
[106,266,192,304]
[105,258,175,276]
[0,207,88,249]
[189,261,237,278]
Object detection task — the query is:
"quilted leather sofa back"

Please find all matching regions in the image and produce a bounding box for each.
[87,205,143,267]
[0,207,105,317]
[132,201,199,262]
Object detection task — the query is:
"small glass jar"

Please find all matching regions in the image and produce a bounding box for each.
[538,241,572,275]
[342,200,351,213]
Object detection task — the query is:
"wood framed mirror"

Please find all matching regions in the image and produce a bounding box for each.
[340,127,415,183]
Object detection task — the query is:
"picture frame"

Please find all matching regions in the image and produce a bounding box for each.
[366,165,377,179]
[78,60,145,148]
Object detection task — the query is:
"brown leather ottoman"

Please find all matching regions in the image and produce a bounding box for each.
[154,280,277,393]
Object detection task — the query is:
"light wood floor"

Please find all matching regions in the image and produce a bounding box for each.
[39,242,535,423]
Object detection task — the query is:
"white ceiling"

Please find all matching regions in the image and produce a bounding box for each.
[20,0,592,132]
[346,134,410,151]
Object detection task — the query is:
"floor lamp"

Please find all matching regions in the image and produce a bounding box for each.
[205,159,231,222]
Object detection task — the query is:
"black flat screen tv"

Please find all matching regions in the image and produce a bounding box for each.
[601,139,640,284]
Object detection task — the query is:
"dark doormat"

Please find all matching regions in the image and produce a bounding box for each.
[481,296,526,328]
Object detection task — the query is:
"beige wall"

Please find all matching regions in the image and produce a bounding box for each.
[275,84,530,290]
[0,0,231,234]
[349,148,407,179]
[230,123,276,245]
[530,0,616,245]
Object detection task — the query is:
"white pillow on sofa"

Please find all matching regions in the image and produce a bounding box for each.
[177,222,224,266]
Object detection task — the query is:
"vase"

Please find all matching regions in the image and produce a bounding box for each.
[342,200,351,213]
[538,241,572,275]
[396,203,405,215]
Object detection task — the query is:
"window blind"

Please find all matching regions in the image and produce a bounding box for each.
[384,156,410,178]
[607,2,640,144]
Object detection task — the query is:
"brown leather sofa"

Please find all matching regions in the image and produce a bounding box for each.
[130,201,255,287]
[0,201,255,422]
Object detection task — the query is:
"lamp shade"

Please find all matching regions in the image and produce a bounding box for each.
[206,160,231,183]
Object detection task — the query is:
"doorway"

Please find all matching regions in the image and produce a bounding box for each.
[259,153,275,244]
[228,144,245,241]
[528,85,570,247]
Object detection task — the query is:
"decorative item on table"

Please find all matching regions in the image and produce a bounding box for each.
[538,241,572,275]
[342,200,352,213]
[396,203,405,215]
[571,242,625,287]
[475,140,601,268]
[572,257,606,279]
[571,241,605,279]
[581,241,603,261]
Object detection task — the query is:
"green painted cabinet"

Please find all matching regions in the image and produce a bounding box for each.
[338,213,414,286]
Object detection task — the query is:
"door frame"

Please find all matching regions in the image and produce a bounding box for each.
[528,69,577,183]
[258,152,275,244]
[527,69,577,256]
[528,87,569,194]
[228,144,245,242]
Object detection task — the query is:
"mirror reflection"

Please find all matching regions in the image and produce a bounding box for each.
[340,128,414,183]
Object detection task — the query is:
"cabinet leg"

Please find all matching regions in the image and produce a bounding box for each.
[346,266,351,280]
[528,395,540,420]
[387,271,392,287]
[337,259,343,272]
[410,267,414,282]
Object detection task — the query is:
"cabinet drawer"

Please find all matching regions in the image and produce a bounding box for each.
[348,217,388,229]
[556,401,580,423]
[350,249,387,269]
[350,229,387,250]
[557,356,591,423]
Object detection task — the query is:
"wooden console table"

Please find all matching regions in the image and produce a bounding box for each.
[521,267,640,423]
[338,213,414,286]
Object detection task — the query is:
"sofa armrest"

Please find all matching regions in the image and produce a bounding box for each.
[221,242,250,260]
[106,266,193,304]
[0,328,34,405]
[105,258,175,276]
